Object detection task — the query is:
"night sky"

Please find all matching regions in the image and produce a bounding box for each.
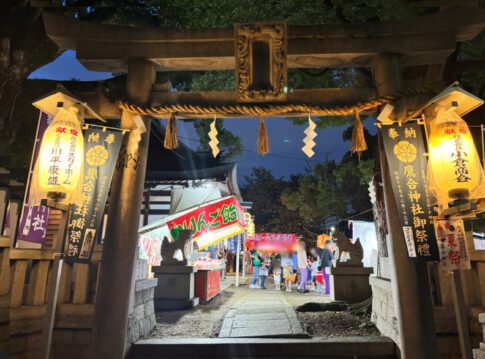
[29,50,376,183]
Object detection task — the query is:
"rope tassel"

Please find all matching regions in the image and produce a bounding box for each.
[351,112,367,159]
[164,112,179,149]
[257,115,269,155]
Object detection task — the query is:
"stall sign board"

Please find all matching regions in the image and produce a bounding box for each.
[65,128,124,262]
[247,233,296,251]
[139,234,162,266]
[167,196,245,250]
[382,122,439,261]
[228,235,242,252]
[434,219,471,270]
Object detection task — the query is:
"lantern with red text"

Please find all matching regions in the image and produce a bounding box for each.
[37,107,84,200]
[427,108,485,207]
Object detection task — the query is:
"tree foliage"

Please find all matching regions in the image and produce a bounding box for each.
[240,167,320,245]
[189,71,243,160]
[281,125,376,224]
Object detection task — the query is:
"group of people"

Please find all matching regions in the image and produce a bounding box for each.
[248,239,335,294]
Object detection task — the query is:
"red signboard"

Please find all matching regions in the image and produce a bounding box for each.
[167,196,245,249]
[246,233,296,251]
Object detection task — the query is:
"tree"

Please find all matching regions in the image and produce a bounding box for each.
[240,167,320,244]
[281,124,377,224]
[332,125,377,220]
[189,71,243,160]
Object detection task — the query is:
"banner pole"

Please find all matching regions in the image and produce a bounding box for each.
[242,233,246,280]
[40,200,70,359]
[235,234,240,287]
[450,270,473,359]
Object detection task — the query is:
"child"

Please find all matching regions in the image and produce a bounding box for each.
[282,252,294,292]
[311,255,320,290]
[315,268,324,294]
[273,254,282,291]
[259,255,270,289]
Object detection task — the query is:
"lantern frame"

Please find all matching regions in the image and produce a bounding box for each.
[32,85,105,123]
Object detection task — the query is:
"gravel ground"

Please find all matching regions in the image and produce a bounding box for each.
[149,284,243,338]
[297,309,380,338]
[148,277,380,339]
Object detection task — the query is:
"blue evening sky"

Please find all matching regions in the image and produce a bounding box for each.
[29,50,376,183]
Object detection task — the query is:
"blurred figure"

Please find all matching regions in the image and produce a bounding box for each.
[291,249,298,284]
[315,267,324,294]
[259,253,271,289]
[322,240,335,295]
[249,245,261,288]
[272,253,282,290]
[297,240,309,293]
[282,251,294,292]
[310,255,320,290]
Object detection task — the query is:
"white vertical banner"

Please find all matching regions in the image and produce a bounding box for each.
[434,219,471,270]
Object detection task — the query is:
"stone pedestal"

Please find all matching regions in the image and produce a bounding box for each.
[330,266,374,302]
[473,313,485,358]
[152,265,199,310]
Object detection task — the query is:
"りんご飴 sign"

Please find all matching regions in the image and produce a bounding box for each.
[167,196,245,250]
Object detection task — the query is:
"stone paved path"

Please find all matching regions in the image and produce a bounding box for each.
[219,290,307,338]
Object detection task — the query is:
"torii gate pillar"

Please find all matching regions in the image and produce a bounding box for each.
[373,54,438,359]
[90,59,154,359]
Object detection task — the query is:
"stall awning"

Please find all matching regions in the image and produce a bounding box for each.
[139,195,245,250]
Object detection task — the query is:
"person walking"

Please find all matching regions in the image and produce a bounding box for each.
[282,252,294,292]
[297,240,309,294]
[249,246,261,288]
[322,240,335,295]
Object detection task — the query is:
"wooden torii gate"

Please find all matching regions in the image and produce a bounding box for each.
[41,8,485,359]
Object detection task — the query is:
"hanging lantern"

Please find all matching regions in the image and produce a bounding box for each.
[427,108,485,206]
[37,106,84,199]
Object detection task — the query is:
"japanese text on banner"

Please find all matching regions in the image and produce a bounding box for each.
[382,122,439,261]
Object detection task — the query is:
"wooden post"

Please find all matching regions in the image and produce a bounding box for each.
[90,59,154,359]
[450,270,473,359]
[40,199,70,359]
[374,54,438,359]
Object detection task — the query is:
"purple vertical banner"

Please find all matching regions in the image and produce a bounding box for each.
[17,112,51,244]
[17,205,49,244]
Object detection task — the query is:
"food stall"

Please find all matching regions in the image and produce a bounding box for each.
[139,195,246,304]
[192,256,224,303]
